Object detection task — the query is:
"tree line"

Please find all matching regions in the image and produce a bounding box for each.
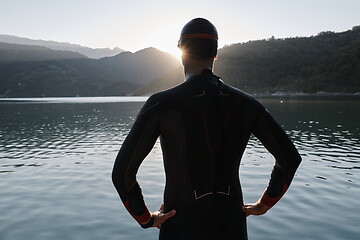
[214,26,360,94]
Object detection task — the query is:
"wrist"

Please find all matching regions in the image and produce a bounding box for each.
[258,200,271,211]
[140,214,154,229]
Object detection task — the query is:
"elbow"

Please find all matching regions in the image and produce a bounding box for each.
[295,152,302,167]
[291,145,302,167]
[112,167,121,187]
[111,170,117,186]
[112,167,126,198]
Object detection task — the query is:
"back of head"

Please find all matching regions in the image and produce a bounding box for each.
[178,18,218,59]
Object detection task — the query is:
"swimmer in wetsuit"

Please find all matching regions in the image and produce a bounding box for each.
[112,18,301,240]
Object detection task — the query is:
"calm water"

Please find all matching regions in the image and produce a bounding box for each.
[0,96,359,240]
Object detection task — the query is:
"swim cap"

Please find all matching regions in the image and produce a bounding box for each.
[178,18,218,58]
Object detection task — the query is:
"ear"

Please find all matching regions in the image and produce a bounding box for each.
[181,54,186,66]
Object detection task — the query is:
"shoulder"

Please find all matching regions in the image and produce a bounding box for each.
[146,80,188,102]
[221,81,264,108]
[139,82,187,114]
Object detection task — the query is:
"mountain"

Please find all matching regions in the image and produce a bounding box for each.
[0,45,180,97]
[0,34,124,59]
[98,47,180,85]
[0,42,87,63]
[139,26,360,95]
[133,66,184,95]
[1,26,359,98]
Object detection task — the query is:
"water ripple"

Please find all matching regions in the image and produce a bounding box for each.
[1,97,359,240]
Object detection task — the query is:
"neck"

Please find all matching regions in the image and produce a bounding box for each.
[184,66,212,80]
[182,56,215,80]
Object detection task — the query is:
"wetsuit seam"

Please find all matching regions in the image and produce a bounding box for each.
[158,109,194,207]
[139,102,160,114]
[224,99,240,135]
[175,96,214,157]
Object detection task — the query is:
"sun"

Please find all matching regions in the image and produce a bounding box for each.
[161,46,182,60]
[153,41,182,60]
[150,27,183,60]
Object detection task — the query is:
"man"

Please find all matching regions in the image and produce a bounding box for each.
[112,18,301,240]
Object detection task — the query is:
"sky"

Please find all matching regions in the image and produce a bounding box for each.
[0,0,359,57]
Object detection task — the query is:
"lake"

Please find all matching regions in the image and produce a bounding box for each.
[0,96,359,240]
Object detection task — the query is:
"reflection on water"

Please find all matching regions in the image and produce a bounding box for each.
[1,101,143,162]
[0,96,359,240]
[241,96,360,240]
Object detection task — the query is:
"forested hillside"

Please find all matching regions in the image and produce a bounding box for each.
[140,26,360,95]
[307,39,360,92]
[215,26,360,93]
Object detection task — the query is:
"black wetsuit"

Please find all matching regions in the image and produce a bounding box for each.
[112,70,301,240]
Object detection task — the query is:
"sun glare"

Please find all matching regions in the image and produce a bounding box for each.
[163,46,182,60]
[154,41,182,60]
[150,26,183,60]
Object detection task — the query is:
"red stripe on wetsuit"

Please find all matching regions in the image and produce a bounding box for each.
[260,184,289,208]
[124,201,151,224]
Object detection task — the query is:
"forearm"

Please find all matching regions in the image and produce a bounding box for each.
[112,147,152,225]
[252,106,302,208]
[112,96,160,225]
[259,183,288,208]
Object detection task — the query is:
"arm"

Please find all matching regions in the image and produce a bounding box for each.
[112,96,160,226]
[244,104,301,214]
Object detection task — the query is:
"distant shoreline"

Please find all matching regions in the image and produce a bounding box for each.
[0,96,149,103]
[0,92,359,102]
[252,92,360,97]
[2,91,360,98]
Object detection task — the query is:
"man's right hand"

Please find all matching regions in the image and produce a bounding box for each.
[242,201,270,216]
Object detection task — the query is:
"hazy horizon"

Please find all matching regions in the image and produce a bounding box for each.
[1,23,358,59]
[1,0,359,57]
